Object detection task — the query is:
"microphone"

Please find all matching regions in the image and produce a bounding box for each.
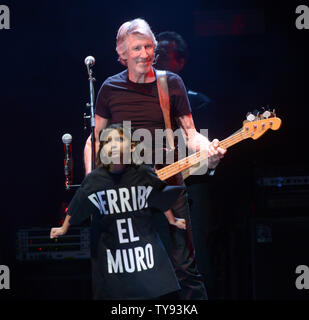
[62,133,73,189]
[84,56,95,67]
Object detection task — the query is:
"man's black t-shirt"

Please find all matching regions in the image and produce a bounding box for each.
[95,69,192,163]
[67,164,183,300]
[95,68,191,130]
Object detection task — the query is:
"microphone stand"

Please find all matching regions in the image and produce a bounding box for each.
[66,184,81,189]
[85,63,96,171]
[63,60,96,190]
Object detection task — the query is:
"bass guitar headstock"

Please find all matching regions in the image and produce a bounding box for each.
[242,107,282,140]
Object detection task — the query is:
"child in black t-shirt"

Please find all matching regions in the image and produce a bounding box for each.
[50,123,186,299]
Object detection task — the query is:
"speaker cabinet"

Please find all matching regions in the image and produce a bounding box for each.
[251,217,309,300]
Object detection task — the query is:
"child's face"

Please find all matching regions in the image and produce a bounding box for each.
[100,129,132,165]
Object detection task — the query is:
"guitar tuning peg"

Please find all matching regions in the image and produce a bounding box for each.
[262,110,271,118]
[246,112,256,122]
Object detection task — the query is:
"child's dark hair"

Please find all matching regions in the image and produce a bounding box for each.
[96,122,141,169]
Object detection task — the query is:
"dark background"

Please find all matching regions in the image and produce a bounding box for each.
[0,0,308,300]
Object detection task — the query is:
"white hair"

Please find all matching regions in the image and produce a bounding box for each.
[116,18,158,66]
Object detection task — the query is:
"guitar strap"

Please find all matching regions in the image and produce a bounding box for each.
[156,70,175,152]
[156,70,211,180]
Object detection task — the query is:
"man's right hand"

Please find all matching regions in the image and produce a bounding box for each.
[83,115,109,176]
[84,135,94,175]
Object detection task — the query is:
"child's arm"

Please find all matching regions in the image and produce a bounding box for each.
[50,214,71,238]
[164,209,186,230]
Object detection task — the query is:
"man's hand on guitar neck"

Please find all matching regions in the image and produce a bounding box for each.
[207,139,226,169]
[185,129,226,170]
[177,114,226,171]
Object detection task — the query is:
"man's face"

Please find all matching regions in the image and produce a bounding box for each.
[124,34,155,76]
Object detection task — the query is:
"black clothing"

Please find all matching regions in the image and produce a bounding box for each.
[94,68,207,300]
[68,165,183,300]
[95,69,191,133]
[95,69,191,163]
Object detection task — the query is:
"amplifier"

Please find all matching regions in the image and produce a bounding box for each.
[257,175,309,187]
[255,175,309,215]
[16,227,90,261]
[251,217,309,299]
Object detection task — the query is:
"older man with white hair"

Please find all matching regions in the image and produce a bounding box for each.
[84,18,226,300]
